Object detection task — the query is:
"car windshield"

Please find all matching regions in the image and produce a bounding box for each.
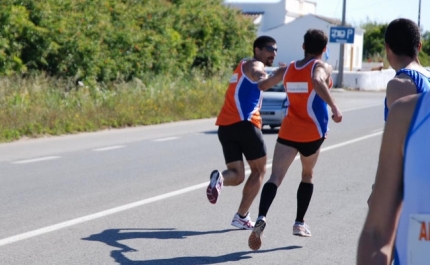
[266,82,284,92]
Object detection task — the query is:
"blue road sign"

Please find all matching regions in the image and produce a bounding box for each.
[329,26,355,44]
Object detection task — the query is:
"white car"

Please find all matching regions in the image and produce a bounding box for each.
[260,67,288,129]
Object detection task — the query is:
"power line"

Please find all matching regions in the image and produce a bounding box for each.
[346,0,390,12]
[333,0,341,18]
[418,0,421,28]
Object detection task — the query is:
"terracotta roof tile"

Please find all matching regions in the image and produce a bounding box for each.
[242,11,264,22]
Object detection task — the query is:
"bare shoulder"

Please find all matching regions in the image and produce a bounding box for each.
[312,60,332,81]
[243,60,264,72]
[388,75,415,87]
[247,60,265,69]
[313,60,332,74]
[387,93,421,131]
[324,62,333,75]
[386,76,417,108]
[387,77,415,93]
[243,60,266,81]
[390,93,421,116]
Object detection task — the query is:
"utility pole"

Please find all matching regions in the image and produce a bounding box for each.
[418,0,421,29]
[337,0,346,88]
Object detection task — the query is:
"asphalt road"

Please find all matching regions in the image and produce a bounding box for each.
[0,90,386,265]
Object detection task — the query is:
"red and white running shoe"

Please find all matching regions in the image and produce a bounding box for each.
[206,170,223,204]
[231,212,255,230]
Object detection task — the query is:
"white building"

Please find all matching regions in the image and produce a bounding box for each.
[224,0,364,71]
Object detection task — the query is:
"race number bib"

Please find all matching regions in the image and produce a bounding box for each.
[408,214,430,265]
[286,82,308,93]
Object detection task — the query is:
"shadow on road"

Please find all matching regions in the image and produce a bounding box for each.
[201,128,279,135]
[82,228,301,265]
[201,130,218,134]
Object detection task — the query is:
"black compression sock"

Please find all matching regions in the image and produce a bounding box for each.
[258,182,278,217]
[238,212,248,219]
[295,182,314,223]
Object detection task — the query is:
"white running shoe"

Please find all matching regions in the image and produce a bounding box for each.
[231,212,255,230]
[293,222,312,237]
[206,170,223,204]
[248,216,266,251]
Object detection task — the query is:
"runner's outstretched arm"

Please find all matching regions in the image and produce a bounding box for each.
[312,61,342,123]
[257,66,287,91]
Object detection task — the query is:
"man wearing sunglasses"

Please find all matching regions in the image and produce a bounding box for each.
[248,29,343,250]
[206,35,278,230]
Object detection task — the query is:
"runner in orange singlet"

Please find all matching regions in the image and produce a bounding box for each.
[206,36,279,230]
[248,29,342,250]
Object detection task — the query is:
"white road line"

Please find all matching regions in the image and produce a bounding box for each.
[0,184,204,247]
[92,145,125,152]
[0,131,383,247]
[315,131,382,153]
[254,131,383,170]
[153,137,179,142]
[11,156,61,164]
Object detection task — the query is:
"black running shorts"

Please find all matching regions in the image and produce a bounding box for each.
[277,137,325,157]
[218,121,266,164]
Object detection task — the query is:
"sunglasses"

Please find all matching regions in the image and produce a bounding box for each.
[264,46,278,52]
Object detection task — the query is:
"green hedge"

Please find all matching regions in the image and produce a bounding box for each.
[0,0,257,82]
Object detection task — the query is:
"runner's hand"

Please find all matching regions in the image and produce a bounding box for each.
[331,106,342,123]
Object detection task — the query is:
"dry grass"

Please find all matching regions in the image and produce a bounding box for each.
[0,72,228,142]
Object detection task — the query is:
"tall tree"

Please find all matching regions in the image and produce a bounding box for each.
[361,22,387,60]
[361,22,430,66]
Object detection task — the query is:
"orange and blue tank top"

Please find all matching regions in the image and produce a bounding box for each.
[216,59,263,128]
[278,59,332,142]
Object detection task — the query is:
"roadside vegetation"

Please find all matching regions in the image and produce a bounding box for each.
[0,72,228,141]
[0,0,256,142]
[361,21,430,67]
[2,1,430,143]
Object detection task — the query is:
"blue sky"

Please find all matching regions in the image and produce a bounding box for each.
[314,0,429,32]
[225,0,429,32]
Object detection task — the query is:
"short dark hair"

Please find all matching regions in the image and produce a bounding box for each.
[303,29,328,55]
[385,18,420,58]
[253,35,276,54]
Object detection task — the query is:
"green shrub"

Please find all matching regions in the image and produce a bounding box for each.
[0,0,257,81]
